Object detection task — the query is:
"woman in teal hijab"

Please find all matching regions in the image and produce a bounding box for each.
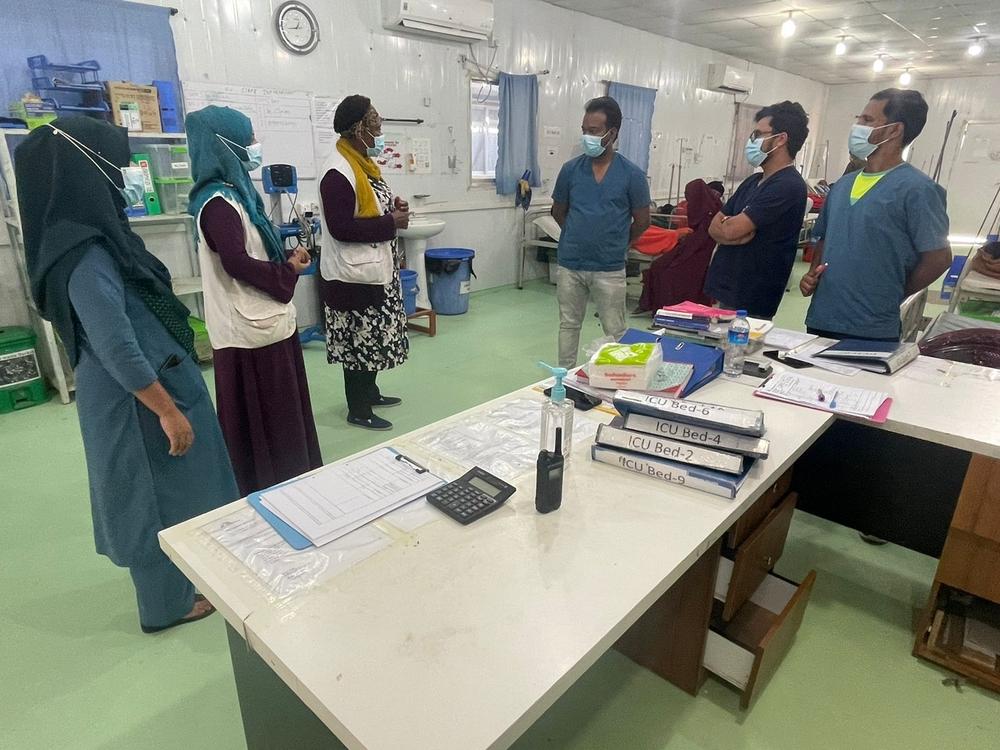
[16,117,239,633]
[187,106,322,496]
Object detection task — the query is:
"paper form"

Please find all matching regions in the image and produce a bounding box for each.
[310,95,340,164]
[764,328,817,350]
[784,340,861,376]
[755,372,889,419]
[260,448,443,546]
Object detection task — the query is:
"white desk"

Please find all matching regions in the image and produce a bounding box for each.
[160,356,1000,749]
[799,356,1000,459]
[160,380,831,750]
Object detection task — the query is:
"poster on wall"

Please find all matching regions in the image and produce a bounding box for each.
[311,95,340,165]
[410,137,432,174]
[377,134,406,172]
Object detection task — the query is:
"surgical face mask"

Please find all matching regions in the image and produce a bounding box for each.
[849,122,894,160]
[242,142,263,171]
[217,134,262,171]
[581,132,608,158]
[119,166,146,206]
[364,130,386,158]
[46,124,142,205]
[744,133,782,168]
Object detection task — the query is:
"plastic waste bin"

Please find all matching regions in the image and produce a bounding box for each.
[400,269,419,316]
[425,248,476,315]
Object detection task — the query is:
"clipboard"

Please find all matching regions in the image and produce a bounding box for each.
[247,447,440,550]
[248,480,313,550]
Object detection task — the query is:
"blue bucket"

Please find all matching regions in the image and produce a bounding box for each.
[425,248,476,315]
[400,268,419,316]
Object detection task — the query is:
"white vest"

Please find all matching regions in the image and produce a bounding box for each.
[318,148,395,285]
[197,193,297,350]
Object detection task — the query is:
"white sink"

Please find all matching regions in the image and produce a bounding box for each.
[397,217,446,239]
[397,217,447,309]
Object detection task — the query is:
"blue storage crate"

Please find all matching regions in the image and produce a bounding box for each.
[28,55,108,117]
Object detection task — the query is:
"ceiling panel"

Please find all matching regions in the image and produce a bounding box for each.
[542,0,999,83]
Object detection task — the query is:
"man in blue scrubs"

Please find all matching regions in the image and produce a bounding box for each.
[801,89,952,341]
[704,101,810,318]
[551,97,651,367]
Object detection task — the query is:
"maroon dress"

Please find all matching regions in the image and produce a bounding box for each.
[199,198,323,496]
[639,179,723,312]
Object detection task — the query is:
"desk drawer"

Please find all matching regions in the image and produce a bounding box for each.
[726,468,793,549]
[704,560,816,709]
[720,492,798,621]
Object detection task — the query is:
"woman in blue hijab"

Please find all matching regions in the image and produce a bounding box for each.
[187,106,322,496]
[16,117,239,633]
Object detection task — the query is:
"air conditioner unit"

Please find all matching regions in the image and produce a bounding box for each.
[382,0,493,43]
[707,64,755,94]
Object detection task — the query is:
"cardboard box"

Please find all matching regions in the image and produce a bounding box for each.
[105,81,161,132]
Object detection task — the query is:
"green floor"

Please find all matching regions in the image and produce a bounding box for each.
[1,265,995,750]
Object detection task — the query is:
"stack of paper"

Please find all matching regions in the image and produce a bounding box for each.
[754,372,892,422]
[254,448,443,547]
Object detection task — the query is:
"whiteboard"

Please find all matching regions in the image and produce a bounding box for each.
[182,81,317,179]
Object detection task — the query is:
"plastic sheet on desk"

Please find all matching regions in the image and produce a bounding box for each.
[200,507,392,603]
[416,420,538,482]
[483,397,546,432]
[899,356,1000,387]
[415,398,602,482]
[382,498,439,533]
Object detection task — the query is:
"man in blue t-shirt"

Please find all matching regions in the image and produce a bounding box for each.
[704,101,810,319]
[801,88,952,341]
[551,96,651,367]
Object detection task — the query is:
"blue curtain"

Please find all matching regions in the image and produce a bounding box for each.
[608,81,656,173]
[0,0,179,118]
[496,72,541,196]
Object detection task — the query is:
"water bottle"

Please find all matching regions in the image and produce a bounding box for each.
[724,310,751,378]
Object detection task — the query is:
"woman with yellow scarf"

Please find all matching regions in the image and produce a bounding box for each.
[318,96,411,430]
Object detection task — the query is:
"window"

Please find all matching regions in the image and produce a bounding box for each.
[470,80,500,180]
[728,101,765,184]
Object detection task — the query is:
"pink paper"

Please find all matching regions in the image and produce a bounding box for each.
[658,301,737,319]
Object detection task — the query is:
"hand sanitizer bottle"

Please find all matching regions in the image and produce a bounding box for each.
[538,362,574,460]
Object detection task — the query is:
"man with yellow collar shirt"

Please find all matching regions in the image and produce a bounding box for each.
[801,88,952,341]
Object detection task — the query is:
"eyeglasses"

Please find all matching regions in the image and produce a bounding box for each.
[749,129,775,141]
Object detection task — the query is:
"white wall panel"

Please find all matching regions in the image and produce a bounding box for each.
[814,75,1000,235]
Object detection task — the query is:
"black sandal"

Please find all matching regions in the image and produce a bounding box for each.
[141,598,216,634]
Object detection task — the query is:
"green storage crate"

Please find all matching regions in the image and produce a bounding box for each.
[154,177,194,214]
[0,326,49,413]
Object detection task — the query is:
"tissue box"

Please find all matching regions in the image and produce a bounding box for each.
[587,342,662,389]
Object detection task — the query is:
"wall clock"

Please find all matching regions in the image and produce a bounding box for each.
[275,2,320,55]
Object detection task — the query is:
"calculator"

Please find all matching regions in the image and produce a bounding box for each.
[427,466,516,525]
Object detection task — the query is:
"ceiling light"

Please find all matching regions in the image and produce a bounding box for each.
[968,38,984,57]
[835,37,847,55]
[781,13,796,38]
[899,68,912,86]
[873,55,885,73]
